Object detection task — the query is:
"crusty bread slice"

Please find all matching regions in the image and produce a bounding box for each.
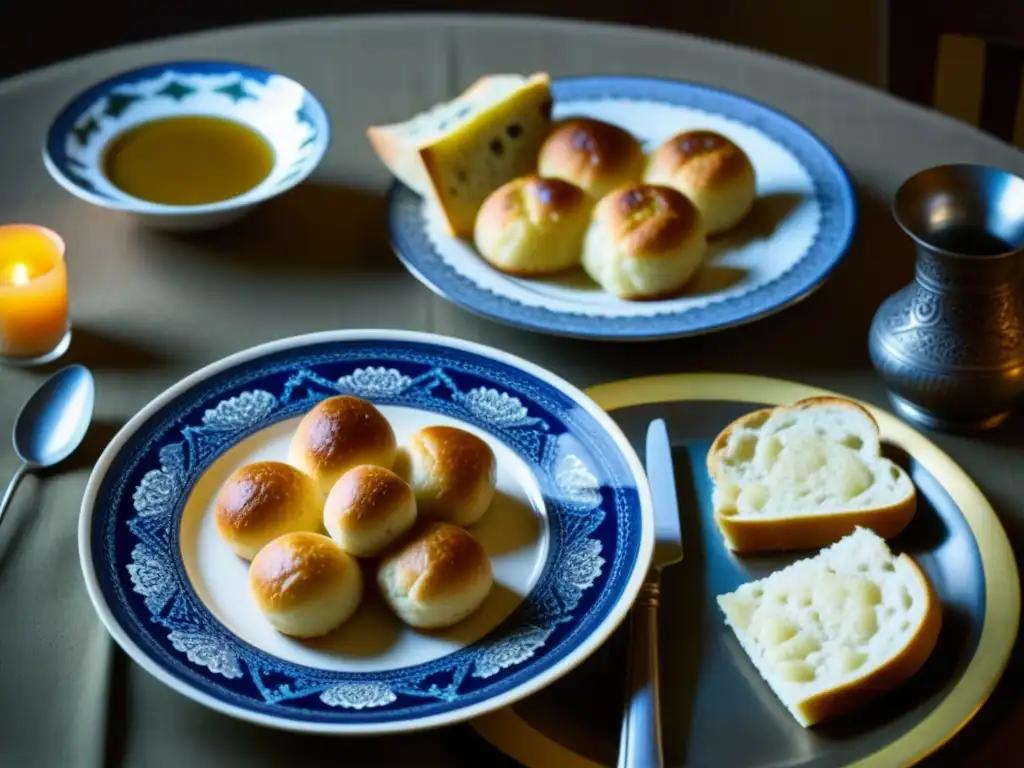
[707,396,916,554]
[717,527,942,727]
[367,74,520,197]
[366,73,553,237]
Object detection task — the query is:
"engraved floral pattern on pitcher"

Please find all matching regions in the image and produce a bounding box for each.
[869,239,1024,427]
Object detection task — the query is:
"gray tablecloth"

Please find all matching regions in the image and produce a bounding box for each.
[0,14,1022,768]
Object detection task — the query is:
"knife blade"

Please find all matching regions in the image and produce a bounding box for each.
[646,418,683,569]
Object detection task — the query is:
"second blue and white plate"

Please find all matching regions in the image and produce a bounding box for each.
[388,75,857,341]
[79,330,653,734]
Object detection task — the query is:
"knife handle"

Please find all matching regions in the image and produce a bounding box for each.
[617,579,664,768]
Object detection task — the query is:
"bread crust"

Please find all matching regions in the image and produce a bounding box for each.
[593,184,702,258]
[249,532,357,611]
[325,465,414,534]
[289,395,397,495]
[644,129,756,235]
[365,124,399,175]
[715,502,917,555]
[538,118,645,198]
[418,145,467,236]
[473,174,590,277]
[794,554,942,726]
[215,461,323,560]
[377,522,494,629]
[407,425,496,527]
[708,397,917,554]
[646,130,753,190]
[365,124,433,199]
[381,522,491,603]
[476,174,588,230]
[706,408,772,474]
[419,73,553,237]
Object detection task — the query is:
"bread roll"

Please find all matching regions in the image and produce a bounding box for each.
[473,174,591,276]
[706,396,917,554]
[717,527,941,727]
[378,522,493,629]
[249,531,364,638]
[581,183,708,300]
[324,465,417,557]
[644,130,756,235]
[215,461,324,560]
[538,118,645,199]
[406,425,497,527]
[289,396,398,496]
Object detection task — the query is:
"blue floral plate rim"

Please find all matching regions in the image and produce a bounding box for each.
[42,59,331,215]
[78,329,654,734]
[387,74,858,341]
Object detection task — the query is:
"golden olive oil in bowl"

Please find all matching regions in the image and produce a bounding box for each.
[103,116,275,206]
[43,61,330,231]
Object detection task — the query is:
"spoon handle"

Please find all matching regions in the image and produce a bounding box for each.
[0,463,29,529]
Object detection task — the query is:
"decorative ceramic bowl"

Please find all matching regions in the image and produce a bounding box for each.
[43,61,330,231]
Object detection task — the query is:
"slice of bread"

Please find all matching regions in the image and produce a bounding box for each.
[367,74,532,197]
[366,73,554,237]
[707,396,916,554]
[717,527,942,727]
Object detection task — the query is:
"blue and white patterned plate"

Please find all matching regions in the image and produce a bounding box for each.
[78,330,653,734]
[388,75,857,340]
[44,60,330,231]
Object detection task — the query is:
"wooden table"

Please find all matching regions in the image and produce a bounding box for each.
[0,14,1021,767]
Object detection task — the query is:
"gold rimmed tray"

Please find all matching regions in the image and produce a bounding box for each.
[471,373,1019,767]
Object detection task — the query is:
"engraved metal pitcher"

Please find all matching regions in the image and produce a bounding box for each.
[868,164,1024,432]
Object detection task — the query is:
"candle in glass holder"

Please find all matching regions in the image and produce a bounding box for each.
[0,224,70,365]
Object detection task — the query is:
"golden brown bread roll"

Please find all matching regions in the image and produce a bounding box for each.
[215,461,324,560]
[405,425,497,527]
[473,174,592,276]
[582,183,708,300]
[644,130,756,235]
[248,531,364,638]
[288,395,398,496]
[324,465,418,558]
[377,522,493,629]
[537,118,645,199]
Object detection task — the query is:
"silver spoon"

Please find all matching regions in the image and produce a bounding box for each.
[0,365,95,527]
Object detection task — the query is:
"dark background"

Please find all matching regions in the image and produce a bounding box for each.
[11,1,1024,145]
[0,1,886,85]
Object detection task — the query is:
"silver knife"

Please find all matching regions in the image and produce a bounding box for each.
[617,418,684,768]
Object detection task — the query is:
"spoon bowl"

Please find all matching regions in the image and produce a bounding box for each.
[0,365,95,528]
[13,364,95,468]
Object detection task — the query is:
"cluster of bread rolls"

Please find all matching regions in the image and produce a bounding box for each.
[473,118,757,300]
[214,395,498,639]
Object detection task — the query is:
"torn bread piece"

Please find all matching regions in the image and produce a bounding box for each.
[717,527,942,727]
[707,396,916,553]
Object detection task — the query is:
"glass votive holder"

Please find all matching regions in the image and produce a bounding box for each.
[0,224,71,367]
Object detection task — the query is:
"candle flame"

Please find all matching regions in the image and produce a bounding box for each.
[10,263,29,286]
